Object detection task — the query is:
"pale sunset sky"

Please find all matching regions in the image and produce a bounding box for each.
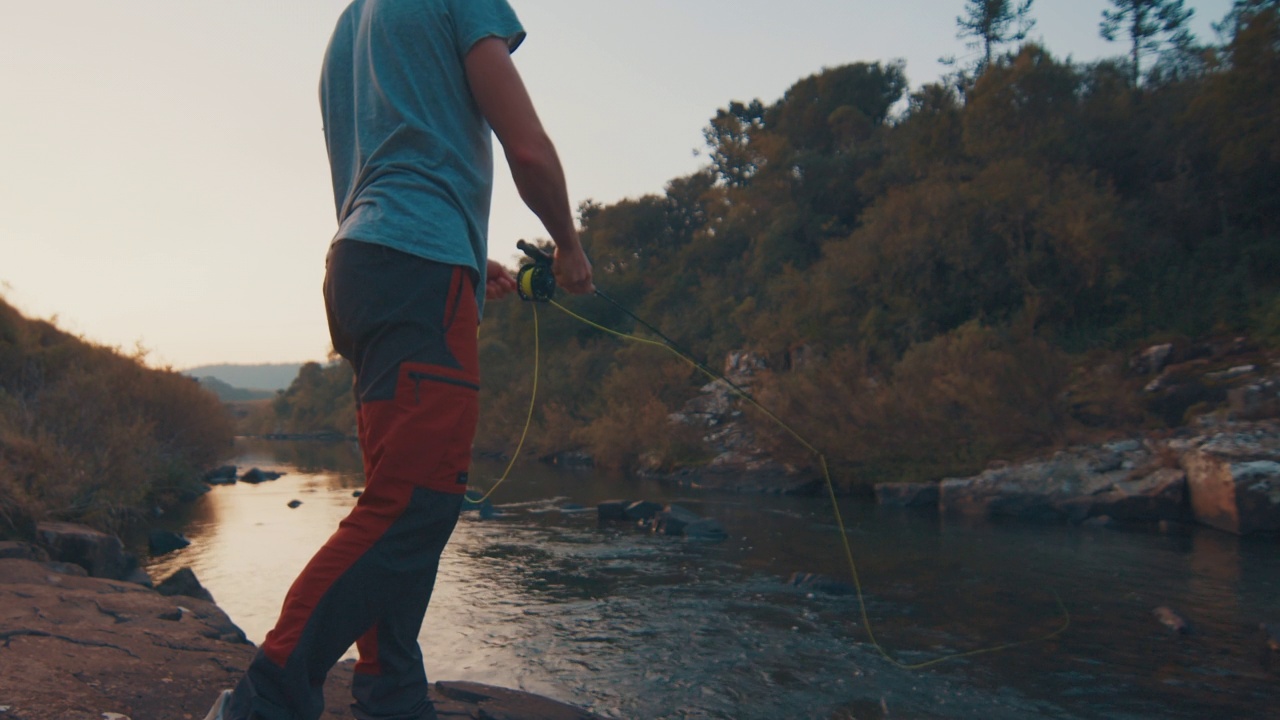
[0,0,1233,369]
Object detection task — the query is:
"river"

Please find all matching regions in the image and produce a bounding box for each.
[144,439,1280,720]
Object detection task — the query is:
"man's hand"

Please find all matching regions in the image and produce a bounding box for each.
[553,242,594,295]
[485,259,518,300]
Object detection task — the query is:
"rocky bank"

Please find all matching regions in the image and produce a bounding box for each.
[873,421,1280,535]
[0,532,605,720]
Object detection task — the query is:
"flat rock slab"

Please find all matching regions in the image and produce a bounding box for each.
[0,559,606,720]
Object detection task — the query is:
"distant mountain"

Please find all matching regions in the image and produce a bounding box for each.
[196,376,277,402]
[183,363,305,392]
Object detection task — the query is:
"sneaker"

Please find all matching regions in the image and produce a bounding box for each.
[202,690,232,720]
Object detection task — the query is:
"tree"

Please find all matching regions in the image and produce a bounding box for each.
[956,0,1037,72]
[1100,0,1195,85]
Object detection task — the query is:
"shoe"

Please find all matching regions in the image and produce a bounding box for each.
[202,690,232,720]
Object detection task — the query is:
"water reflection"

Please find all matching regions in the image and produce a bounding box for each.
[144,441,1280,720]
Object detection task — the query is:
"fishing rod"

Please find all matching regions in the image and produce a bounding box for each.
[503,239,1070,671]
[515,240,757,400]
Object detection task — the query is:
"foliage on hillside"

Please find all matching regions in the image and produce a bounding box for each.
[241,360,355,438]
[259,1,1280,488]
[197,376,276,402]
[479,2,1280,484]
[0,298,235,538]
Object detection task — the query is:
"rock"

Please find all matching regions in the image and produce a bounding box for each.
[155,568,215,603]
[1229,380,1280,421]
[433,680,608,720]
[1132,344,1174,375]
[0,560,608,720]
[1154,606,1191,635]
[353,490,363,498]
[42,561,89,577]
[0,559,253,720]
[1181,431,1280,535]
[683,518,728,541]
[1206,365,1257,382]
[652,505,702,536]
[787,572,855,596]
[874,482,939,509]
[287,500,303,509]
[596,500,631,522]
[545,451,593,467]
[202,465,238,485]
[124,567,153,588]
[1262,623,1280,672]
[623,500,663,522]
[35,522,132,580]
[240,467,284,484]
[939,443,1157,523]
[0,541,50,562]
[1062,468,1189,524]
[147,530,191,556]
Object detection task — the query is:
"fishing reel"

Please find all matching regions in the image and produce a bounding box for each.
[516,240,556,302]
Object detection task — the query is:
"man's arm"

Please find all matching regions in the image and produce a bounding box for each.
[464,37,593,295]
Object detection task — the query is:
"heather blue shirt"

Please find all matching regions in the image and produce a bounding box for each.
[320,0,525,314]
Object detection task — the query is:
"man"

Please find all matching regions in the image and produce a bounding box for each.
[206,1,592,718]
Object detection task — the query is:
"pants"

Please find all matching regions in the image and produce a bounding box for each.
[227,240,480,720]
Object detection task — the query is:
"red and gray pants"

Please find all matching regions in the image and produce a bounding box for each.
[227,240,480,720]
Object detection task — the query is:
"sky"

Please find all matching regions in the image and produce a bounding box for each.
[0,0,1235,369]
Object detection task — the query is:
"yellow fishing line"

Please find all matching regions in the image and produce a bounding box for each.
[465,303,541,505]
[548,298,1070,671]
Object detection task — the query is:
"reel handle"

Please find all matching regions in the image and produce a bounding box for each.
[515,240,556,302]
[517,239,554,264]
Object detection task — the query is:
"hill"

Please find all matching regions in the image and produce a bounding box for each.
[196,376,276,402]
[0,298,235,537]
[182,363,305,392]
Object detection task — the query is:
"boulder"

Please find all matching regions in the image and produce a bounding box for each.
[1132,343,1174,375]
[623,500,663,522]
[874,482,940,509]
[0,541,50,562]
[939,442,1154,523]
[1262,623,1280,672]
[1154,606,1192,635]
[202,465,238,485]
[35,522,133,580]
[787,572,855,596]
[240,467,284,484]
[651,505,703,536]
[1059,468,1189,524]
[155,567,215,604]
[596,500,631,522]
[148,530,191,556]
[1183,456,1280,535]
[683,518,728,541]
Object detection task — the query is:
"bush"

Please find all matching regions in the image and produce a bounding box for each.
[753,323,1069,488]
[0,298,234,537]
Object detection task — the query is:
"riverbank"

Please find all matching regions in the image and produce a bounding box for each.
[871,419,1280,537]
[0,545,605,720]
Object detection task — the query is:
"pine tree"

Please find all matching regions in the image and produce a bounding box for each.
[1100,0,1195,85]
[956,0,1037,72]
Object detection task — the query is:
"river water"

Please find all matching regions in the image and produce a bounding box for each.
[144,439,1280,719]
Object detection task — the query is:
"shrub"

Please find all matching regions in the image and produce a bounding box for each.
[0,298,234,537]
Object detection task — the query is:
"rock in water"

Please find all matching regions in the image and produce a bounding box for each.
[148,530,191,556]
[1153,606,1191,635]
[1262,623,1280,672]
[156,567,215,603]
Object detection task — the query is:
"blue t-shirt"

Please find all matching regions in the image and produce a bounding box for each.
[320,0,525,314]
